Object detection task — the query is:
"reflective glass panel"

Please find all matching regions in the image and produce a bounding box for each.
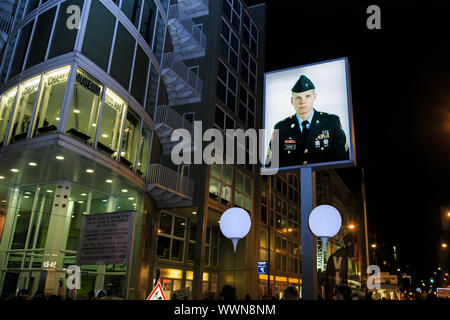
[65,185,89,251]
[97,89,125,158]
[32,66,70,137]
[8,75,41,144]
[110,23,135,90]
[0,87,18,145]
[120,108,141,169]
[136,123,151,178]
[48,0,84,59]
[9,22,33,79]
[66,69,103,144]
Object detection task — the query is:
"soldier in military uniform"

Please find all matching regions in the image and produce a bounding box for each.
[269,75,349,167]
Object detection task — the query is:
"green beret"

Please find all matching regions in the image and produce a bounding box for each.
[292,75,315,93]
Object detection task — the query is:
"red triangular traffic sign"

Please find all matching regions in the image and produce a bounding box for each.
[146,282,166,300]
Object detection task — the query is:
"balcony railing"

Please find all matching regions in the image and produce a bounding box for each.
[177,0,209,19]
[148,164,194,201]
[154,105,193,134]
[168,4,207,60]
[161,52,203,105]
[0,10,13,40]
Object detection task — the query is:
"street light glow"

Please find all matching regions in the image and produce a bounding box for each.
[442,243,448,248]
[371,244,377,248]
[348,224,355,230]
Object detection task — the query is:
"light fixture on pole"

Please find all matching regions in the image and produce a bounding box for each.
[308,205,342,250]
[219,207,251,289]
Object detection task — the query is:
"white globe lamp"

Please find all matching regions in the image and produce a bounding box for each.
[308,205,342,248]
[219,207,251,252]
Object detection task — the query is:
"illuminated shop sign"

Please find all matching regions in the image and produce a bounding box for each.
[75,72,101,96]
[105,90,124,112]
[47,66,70,86]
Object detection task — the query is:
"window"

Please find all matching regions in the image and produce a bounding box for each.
[241,48,257,92]
[242,10,258,56]
[97,89,126,158]
[131,46,149,106]
[110,23,136,90]
[152,10,165,64]
[223,0,241,32]
[139,0,157,45]
[234,170,252,215]
[219,19,239,71]
[32,66,71,137]
[136,122,151,179]
[8,75,41,144]
[66,69,103,145]
[9,22,33,79]
[214,105,234,131]
[48,0,84,59]
[120,108,141,169]
[157,213,186,261]
[82,0,116,71]
[238,85,255,128]
[26,7,57,69]
[209,164,232,206]
[145,64,158,115]
[216,60,237,112]
[121,0,142,28]
[0,87,18,145]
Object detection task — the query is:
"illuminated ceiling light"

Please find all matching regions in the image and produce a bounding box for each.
[1,200,6,203]
[78,201,84,203]
[86,169,94,173]
[121,189,128,193]
[72,215,75,218]
[0,176,4,179]
[10,168,19,172]
[102,200,107,202]
[56,156,64,160]
[56,117,60,121]
[46,190,53,193]
[24,196,30,199]
[192,211,197,215]
[92,123,97,127]
[25,192,31,195]
[102,134,108,138]
[128,197,134,200]
[371,244,377,248]
[73,109,80,114]
[81,193,87,196]
[28,162,37,166]
[106,179,113,183]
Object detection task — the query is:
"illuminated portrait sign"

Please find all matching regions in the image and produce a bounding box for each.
[263,57,356,173]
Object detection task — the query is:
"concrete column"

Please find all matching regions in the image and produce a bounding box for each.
[43,181,72,296]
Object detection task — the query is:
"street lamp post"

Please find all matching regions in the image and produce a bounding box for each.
[219,207,251,290]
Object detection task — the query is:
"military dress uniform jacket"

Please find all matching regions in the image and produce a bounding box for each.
[272,110,349,167]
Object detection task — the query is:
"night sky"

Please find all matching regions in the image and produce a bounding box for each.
[244,0,450,284]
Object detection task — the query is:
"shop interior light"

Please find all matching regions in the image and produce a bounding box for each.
[46,190,53,193]
[28,162,37,166]
[56,156,64,160]
[102,134,108,138]
[23,77,41,89]
[106,179,113,183]
[121,189,128,193]
[73,109,80,113]
[7,88,17,97]
[46,66,70,78]
[10,168,19,172]
[128,197,134,200]
[81,193,87,196]
[86,169,94,173]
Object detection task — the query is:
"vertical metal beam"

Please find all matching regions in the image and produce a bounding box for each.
[300,166,317,300]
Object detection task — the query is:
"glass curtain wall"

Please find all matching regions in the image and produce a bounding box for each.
[7,76,41,144]
[66,68,103,145]
[0,87,18,146]
[32,66,71,137]
[120,108,141,169]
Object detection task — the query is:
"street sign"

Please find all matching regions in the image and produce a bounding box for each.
[257,261,268,274]
[147,282,166,300]
[173,287,192,300]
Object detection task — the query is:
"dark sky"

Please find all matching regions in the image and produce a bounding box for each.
[245,0,450,283]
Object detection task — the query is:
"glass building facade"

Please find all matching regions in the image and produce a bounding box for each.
[0,0,172,299]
